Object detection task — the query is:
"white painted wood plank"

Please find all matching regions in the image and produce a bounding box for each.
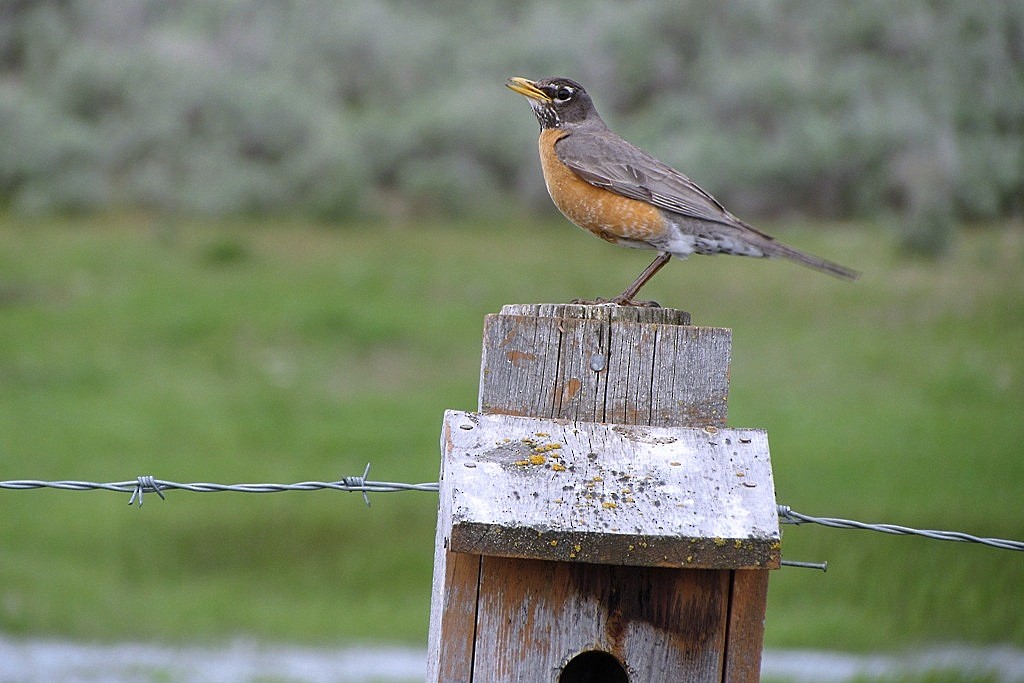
[440,410,780,569]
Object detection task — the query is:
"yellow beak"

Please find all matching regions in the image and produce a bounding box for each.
[505,77,552,102]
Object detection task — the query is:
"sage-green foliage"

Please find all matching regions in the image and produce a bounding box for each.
[2,1,1023,253]
[0,216,1022,650]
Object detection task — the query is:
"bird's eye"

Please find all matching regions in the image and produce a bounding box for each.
[555,87,574,102]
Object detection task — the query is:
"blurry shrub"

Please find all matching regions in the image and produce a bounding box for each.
[200,236,250,266]
[0,0,1021,250]
[0,83,107,213]
[895,136,958,258]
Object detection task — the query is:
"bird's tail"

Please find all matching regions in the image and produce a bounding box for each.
[726,215,860,280]
[767,239,860,280]
[765,240,860,280]
[739,222,860,280]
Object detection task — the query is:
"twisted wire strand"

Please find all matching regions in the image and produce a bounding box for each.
[0,478,439,494]
[0,468,438,508]
[1,475,1021,553]
[777,505,1024,552]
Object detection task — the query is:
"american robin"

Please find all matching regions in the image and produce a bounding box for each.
[506,76,859,305]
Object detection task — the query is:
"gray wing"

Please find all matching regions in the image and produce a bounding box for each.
[555,128,861,280]
[554,129,756,232]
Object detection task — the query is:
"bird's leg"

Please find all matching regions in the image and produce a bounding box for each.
[611,253,672,306]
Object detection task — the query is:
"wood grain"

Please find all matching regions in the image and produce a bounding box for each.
[473,557,729,680]
[429,304,772,682]
[480,304,729,426]
[724,569,771,683]
[427,416,482,682]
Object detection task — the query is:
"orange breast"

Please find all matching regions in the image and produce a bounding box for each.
[538,128,666,246]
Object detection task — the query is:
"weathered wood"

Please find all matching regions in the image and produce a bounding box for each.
[426,539,480,681]
[499,302,691,324]
[724,569,771,683]
[480,304,730,427]
[428,416,482,683]
[441,410,780,569]
[472,557,729,680]
[429,303,774,682]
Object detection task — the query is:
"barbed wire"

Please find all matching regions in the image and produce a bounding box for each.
[0,465,438,507]
[1,472,1021,554]
[777,505,1024,552]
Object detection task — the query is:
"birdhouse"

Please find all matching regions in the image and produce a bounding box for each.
[428,304,780,681]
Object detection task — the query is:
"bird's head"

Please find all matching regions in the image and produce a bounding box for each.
[505,76,598,130]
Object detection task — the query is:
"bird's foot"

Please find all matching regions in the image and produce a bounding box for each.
[570,296,662,308]
[612,296,662,308]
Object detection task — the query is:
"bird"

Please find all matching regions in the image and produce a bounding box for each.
[506,76,859,305]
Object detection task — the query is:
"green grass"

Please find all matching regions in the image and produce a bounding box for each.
[765,673,1001,683]
[0,214,1021,650]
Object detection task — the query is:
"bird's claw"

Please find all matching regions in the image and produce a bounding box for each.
[612,297,662,308]
[570,296,662,308]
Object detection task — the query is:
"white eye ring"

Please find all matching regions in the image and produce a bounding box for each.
[554,86,574,102]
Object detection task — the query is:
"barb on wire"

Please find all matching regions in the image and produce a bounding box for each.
[778,505,1024,552]
[341,463,373,507]
[0,470,439,507]
[128,475,166,507]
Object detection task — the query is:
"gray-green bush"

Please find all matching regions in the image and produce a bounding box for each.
[1,1,1021,249]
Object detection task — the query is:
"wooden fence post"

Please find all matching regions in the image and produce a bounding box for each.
[428,304,780,682]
